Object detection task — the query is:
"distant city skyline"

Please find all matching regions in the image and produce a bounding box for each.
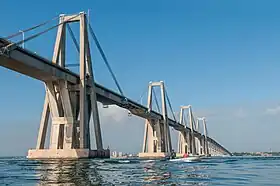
[2,0,280,156]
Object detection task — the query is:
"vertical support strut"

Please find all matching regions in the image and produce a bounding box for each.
[142,84,153,153]
[85,20,103,150]
[202,118,209,156]
[195,118,202,155]
[188,106,196,155]
[79,13,87,149]
[36,94,50,149]
[160,82,172,153]
[178,107,187,155]
[28,12,108,159]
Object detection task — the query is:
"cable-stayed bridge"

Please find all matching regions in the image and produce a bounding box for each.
[0,12,231,159]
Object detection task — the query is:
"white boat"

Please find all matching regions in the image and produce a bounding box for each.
[169,156,201,162]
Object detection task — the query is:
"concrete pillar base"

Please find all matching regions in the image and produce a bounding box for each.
[138,152,170,159]
[27,149,110,159]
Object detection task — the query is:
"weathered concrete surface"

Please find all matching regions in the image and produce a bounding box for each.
[138,152,170,159]
[27,149,110,159]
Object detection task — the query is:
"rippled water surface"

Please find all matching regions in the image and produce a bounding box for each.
[1,156,280,185]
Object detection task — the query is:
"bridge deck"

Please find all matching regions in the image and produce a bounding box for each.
[0,38,231,155]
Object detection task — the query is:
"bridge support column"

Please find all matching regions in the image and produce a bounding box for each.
[186,131,191,154]
[203,138,209,156]
[189,131,196,155]
[27,13,109,159]
[139,81,172,158]
[201,136,208,156]
[177,106,191,157]
[195,119,203,155]
[202,118,209,156]
[199,136,204,155]
[177,130,191,156]
[178,131,184,155]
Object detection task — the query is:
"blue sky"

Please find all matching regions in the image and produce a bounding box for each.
[1,0,280,155]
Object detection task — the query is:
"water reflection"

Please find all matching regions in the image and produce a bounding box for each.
[141,160,174,185]
[2,157,280,185]
[141,159,211,185]
[36,159,102,185]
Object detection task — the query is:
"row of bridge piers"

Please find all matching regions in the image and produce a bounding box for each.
[139,82,210,158]
[28,75,214,159]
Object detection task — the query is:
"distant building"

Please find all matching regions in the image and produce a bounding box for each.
[118,152,123,157]
[112,151,117,157]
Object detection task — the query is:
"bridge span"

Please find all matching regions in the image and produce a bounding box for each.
[0,12,231,158]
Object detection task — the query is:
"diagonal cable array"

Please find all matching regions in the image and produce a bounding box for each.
[1,13,125,98]
[67,24,80,53]
[152,87,161,113]
[64,24,80,67]
[183,113,188,127]
[4,15,60,40]
[165,88,177,122]
[88,21,124,97]
[136,86,148,104]
[186,111,192,129]
[2,14,81,52]
[190,112,196,130]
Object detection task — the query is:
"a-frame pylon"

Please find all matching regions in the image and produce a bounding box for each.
[28,12,109,159]
[177,105,197,156]
[139,81,172,158]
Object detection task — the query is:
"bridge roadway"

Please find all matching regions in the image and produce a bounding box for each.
[0,38,231,155]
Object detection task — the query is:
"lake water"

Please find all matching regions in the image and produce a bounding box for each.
[1,156,280,185]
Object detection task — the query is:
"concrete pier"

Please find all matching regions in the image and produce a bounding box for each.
[138,152,170,159]
[26,13,106,159]
[177,105,196,155]
[140,81,172,158]
[27,149,110,159]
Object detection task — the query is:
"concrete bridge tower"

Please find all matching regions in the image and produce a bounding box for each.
[177,105,196,156]
[196,117,209,156]
[139,81,172,158]
[27,13,109,159]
